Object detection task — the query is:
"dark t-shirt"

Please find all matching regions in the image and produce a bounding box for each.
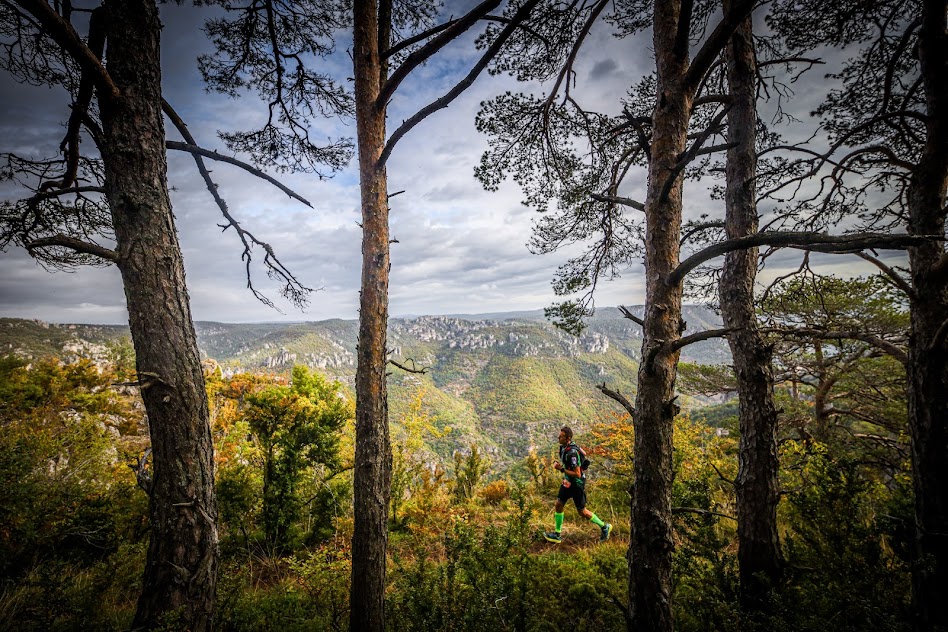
[559,442,586,488]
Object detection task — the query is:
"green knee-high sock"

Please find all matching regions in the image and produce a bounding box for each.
[589,513,605,528]
[555,512,564,533]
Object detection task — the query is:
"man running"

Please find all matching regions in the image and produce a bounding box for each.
[544,425,612,543]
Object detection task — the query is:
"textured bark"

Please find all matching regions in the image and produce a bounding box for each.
[907,1,948,629]
[629,2,757,629]
[720,9,784,617]
[350,1,392,629]
[98,2,218,629]
[629,3,690,629]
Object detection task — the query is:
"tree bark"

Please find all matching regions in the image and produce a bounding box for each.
[720,8,784,618]
[98,2,218,629]
[351,1,392,630]
[908,1,948,629]
[629,3,691,629]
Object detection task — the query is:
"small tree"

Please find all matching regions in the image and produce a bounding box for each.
[244,366,350,550]
[453,443,489,504]
[390,387,445,526]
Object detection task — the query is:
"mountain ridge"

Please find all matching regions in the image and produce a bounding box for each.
[1,307,729,466]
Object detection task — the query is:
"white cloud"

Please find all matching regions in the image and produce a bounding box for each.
[0,3,893,326]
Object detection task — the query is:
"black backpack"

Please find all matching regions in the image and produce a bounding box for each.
[566,443,592,472]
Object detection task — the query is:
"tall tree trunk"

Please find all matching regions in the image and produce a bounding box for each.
[98,1,218,629]
[720,8,784,618]
[908,1,948,629]
[351,1,392,629]
[629,4,690,629]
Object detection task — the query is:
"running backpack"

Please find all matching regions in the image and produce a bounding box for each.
[566,443,592,472]
[579,446,592,472]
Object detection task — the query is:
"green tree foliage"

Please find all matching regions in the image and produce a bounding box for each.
[762,275,908,454]
[452,444,489,504]
[243,366,351,550]
[775,440,913,632]
[0,357,147,629]
[0,351,919,631]
[390,387,446,526]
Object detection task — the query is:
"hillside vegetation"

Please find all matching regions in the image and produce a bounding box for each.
[0,351,913,631]
[0,308,725,467]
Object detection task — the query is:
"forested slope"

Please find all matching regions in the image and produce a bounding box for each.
[1,308,727,466]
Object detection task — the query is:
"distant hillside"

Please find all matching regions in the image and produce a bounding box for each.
[0,318,129,363]
[0,307,729,466]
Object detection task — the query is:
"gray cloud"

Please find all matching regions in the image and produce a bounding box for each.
[1,4,883,326]
[590,58,619,80]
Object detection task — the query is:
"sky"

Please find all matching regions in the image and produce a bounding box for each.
[0,2,904,325]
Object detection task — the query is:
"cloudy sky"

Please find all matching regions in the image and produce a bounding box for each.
[0,3,899,324]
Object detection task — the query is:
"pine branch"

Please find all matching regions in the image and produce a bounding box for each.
[379,0,500,105]
[13,0,120,100]
[668,231,939,287]
[27,234,117,262]
[165,141,312,208]
[380,0,541,167]
[597,382,635,416]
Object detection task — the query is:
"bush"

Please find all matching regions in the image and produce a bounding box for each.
[478,479,509,505]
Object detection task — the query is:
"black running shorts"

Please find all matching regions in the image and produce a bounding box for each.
[556,479,587,511]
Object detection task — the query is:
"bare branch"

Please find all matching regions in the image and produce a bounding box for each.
[598,382,635,417]
[758,57,824,69]
[388,358,429,374]
[12,0,120,100]
[851,432,908,449]
[590,193,645,212]
[684,0,757,95]
[380,0,542,167]
[673,507,737,522]
[681,220,725,245]
[932,318,948,353]
[658,105,731,203]
[380,0,500,105]
[26,234,117,262]
[128,448,152,496]
[761,251,810,304]
[710,461,735,486]
[542,0,610,111]
[854,251,914,298]
[618,305,645,327]
[663,327,737,356]
[165,141,311,208]
[26,185,106,205]
[930,251,948,284]
[669,231,940,287]
[762,327,908,365]
[383,17,458,60]
[162,100,312,309]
